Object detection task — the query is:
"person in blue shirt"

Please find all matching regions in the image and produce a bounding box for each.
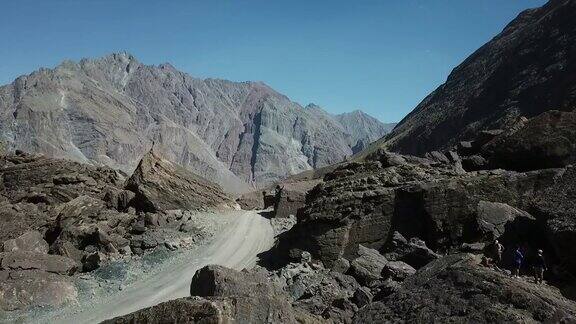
[513,246,524,278]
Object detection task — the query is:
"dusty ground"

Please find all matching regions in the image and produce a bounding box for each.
[4,210,274,324]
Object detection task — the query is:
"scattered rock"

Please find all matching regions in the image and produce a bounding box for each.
[353,254,576,323]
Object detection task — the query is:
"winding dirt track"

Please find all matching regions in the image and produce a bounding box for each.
[50,210,274,324]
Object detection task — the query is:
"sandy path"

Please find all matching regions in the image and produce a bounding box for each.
[46,210,274,324]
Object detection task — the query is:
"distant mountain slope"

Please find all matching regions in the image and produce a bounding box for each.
[373,0,576,156]
[0,54,392,192]
[333,110,396,153]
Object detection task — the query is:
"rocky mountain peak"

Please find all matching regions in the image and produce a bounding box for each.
[373,0,576,156]
[0,53,393,192]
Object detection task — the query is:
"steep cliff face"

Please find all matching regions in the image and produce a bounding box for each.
[0,54,392,193]
[377,0,576,156]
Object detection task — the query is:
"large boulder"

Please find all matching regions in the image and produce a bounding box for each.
[0,251,78,275]
[381,261,416,281]
[126,151,235,212]
[354,254,576,323]
[382,231,439,269]
[0,151,124,243]
[484,110,576,171]
[2,231,48,254]
[101,297,237,324]
[235,190,266,210]
[475,200,536,241]
[0,270,77,311]
[190,265,298,323]
[273,180,320,218]
[349,245,388,287]
[532,166,576,275]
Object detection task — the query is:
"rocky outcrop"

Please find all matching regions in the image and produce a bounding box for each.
[0,251,78,275]
[349,245,388,287]
[0,53,392,192]
[483,110,576,171]
[0,151,125,242]
[125,151,234,212]
[381,232,439,269]
[272,253,360,323]
[190,265,298,323]
[475,200,536,241]
[102,297,238,324]
[354,254,576,323]
[532,165,576,275]
[0,150,237,311]
[373,0,576,156]
[273,180,321,218]
[276,152,558,268]
[0,230,79,311]
[0,270,78,311]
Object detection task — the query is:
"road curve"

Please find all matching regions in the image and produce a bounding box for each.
[50,210,274,324]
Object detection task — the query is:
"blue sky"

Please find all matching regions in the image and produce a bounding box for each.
[0,0,545,123]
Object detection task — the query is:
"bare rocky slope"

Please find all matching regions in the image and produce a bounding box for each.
[369,0,576,157]
[0,149,233,312]
[0,56,393,193]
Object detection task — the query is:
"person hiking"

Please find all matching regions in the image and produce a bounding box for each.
[512,246,524,278]
[493,239,504,266]
[533,249,547,284]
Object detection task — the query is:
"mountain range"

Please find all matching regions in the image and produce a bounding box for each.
[0,54,395,193]
[373,0,576,156]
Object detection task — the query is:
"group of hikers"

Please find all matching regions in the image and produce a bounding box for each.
[488,239,547,284]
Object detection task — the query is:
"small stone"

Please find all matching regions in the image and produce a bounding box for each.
[332,258,351,274]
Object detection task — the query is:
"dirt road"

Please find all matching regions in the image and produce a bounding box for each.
[44,210,274,324]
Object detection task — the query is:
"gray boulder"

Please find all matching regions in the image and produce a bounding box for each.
[0,270,78,311]
[190,265,297,323]
[125,151,235,212]
[2,231,48,254]
[0,251,78,275]
[381,261,416,281]
[352,287,373,308]
[349,245,388,286]
[383,232,439,269]
[476,200,534,241]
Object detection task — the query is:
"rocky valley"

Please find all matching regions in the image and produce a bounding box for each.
[2,0,576,323]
